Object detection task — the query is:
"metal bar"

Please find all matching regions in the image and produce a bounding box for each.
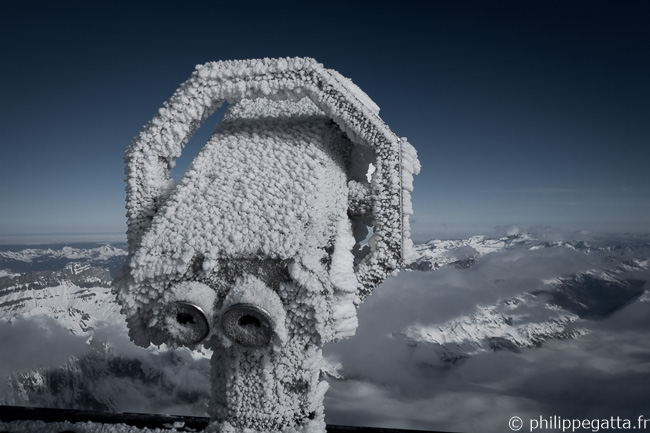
[0,405,454,433]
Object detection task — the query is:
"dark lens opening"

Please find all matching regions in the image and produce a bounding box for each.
[239,314,261,327]
[177,311,195,325]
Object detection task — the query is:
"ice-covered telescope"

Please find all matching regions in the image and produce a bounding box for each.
[115,57,420,433]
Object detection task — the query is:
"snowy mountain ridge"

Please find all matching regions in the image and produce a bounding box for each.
[0,250,211,415]
[398,231,649,363]
[0,261,120,338]
[0,244,126,263]
[0,244,127,279]
[402,293,585,358]
[410,231,650,271]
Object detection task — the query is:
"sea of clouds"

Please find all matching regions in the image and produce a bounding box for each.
[323,228,650,432]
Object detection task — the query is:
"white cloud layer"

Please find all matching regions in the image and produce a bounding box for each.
[323,234,650,432]
[0,316,88,377]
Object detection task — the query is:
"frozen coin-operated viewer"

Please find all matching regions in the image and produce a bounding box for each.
[115,57,420,433]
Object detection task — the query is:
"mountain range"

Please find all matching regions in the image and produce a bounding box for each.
[0,244,210,416]
[0,231,648,426]
[400,233,647,362]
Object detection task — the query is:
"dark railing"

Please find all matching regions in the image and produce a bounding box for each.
[0,405,452,433]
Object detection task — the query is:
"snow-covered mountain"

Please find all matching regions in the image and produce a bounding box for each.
[397,269,646,364]
[0,262,118,335]
[410,232,650,272]
[0,244,211,416]
[401,292,585,362]
[396,231,649,365]
[0,244,127,278]
[409,234,526,270]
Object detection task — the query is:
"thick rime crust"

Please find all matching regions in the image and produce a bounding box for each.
[120,57,419,299]
[114,57,419,432]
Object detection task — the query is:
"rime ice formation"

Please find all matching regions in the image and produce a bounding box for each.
[115,57,420,432]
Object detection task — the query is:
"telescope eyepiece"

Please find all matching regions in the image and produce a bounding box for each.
[221,304,274,348]
[164,301,210,345]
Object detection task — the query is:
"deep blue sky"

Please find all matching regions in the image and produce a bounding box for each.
[1,1,648,242]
